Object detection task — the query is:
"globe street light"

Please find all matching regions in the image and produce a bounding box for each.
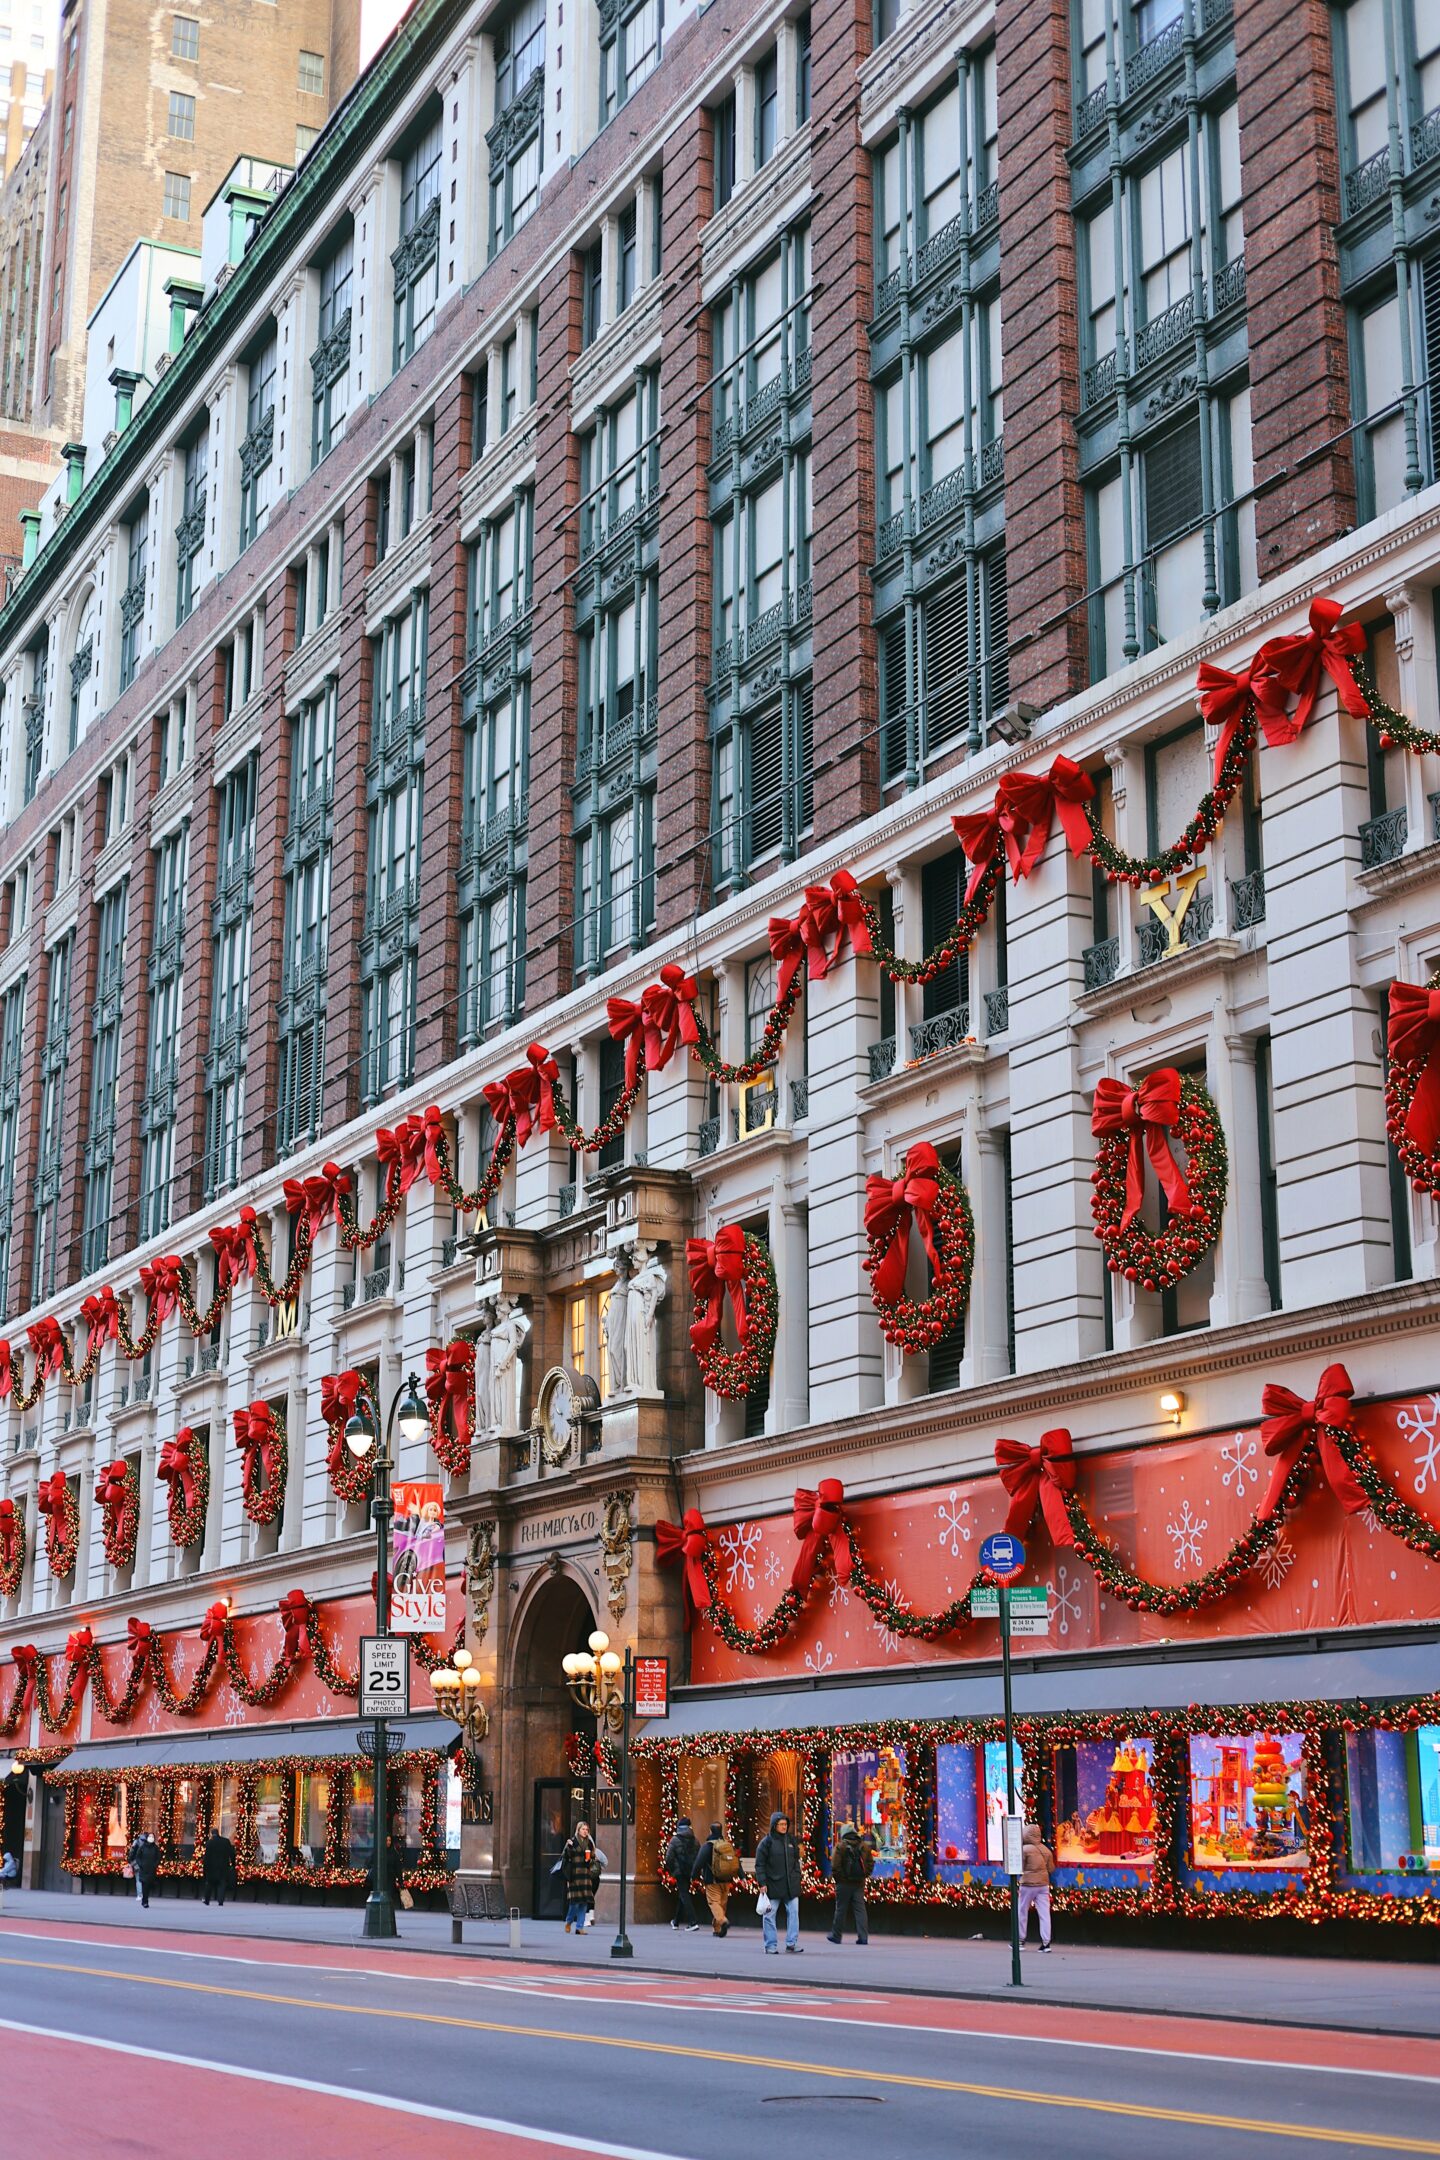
[430,1647,489,1758]
[563,1629,635,1959]
[344,1371,427,1941]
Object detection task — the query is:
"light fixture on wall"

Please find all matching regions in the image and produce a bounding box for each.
[1160,1390,1186,1427]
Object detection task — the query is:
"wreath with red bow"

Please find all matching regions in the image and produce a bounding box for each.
[234,1402,288,1528]
[1384,976,1440,1199]
[97,1459,140,1573]
[38,1473,79,1579]
[1090,1070,1227,1292]
[320,1374,375,1504]
[0,1496,25,1598]
[686,1226,779,1400]
[863,1142,975,1353]
[158,1427,209,1549]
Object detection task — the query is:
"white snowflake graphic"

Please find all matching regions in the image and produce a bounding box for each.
[872,1576,907,1656]
[1221,1433,1259,1496]
[220,1684,247,1727]
[1361,1506,1381,1536]
[718,1521,761,1592]
[145,1695,164,1733]
[935,1490,972,1558]
[763,1547,784,1587]
[826,1571,851,1613]
[1397,1393,1440,1497]
[803,1639,834,1677]
[1165,1498,1208,1570]
[1257,1535,1296,1592]
[1050,1564,1084,1639]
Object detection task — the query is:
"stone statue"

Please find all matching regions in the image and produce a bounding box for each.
[623,1241,667,1396]
[603,1251,630,1397]
[471,1302,495,1435]
[488,1299,530,1434]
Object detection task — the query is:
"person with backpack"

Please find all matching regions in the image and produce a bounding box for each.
[692,1821,738,1935]
[753,1809,803,1954]
[662,1813,701,1931]
[826,1822,872,1944]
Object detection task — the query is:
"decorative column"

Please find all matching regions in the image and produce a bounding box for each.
[801,947,885,1425]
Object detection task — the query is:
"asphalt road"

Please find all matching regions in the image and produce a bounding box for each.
[0,1920,1435,2160]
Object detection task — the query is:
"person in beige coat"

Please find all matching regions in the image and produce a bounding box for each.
[1018,1821,1054,1953]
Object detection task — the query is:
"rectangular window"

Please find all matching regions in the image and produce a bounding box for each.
[0,977,26,1313]
[31,934,71,1304]
[118,503,148,691]
[489,0,545,257]
[796,14,812,123]
[172,14,199,60]
[81,882,128,1274]
[298,49,324,96]
[175,429,207,625]
[755,47,779,167]
[138,829,187,1239]
[617,202,637,314]
[363,598,427,1102]
[581,240,603,347]
[22,636,47,805]
[713,94,736,209]
[277,682,335,1152]
[394,111,442,366]
[162,172,191,222]
[601,0,663,122]
[239,332,277,549]
[168,90,195,141]
[203,759,257,1200]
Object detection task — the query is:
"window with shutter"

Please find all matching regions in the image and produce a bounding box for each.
[746,700,785,861]
[598,1036,627,1169]
[1422,254,1440,482]
[920,851,971,1022]
[793,677,813,836]
[880,616,909,781]
[1143,417,1203,551]
[923,582,970,753]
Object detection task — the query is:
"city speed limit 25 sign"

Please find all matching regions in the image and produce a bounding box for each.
[359,1636,410,1721]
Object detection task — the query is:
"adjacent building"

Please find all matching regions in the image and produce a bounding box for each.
[0,0,1436,1924]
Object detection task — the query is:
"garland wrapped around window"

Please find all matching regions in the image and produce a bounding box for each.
[863,1143,975,1352]
[1090,1069,1227,1291]
[234,1402,287,1528]
[157,1427,209,1549]
[97,1459,140,1574]
[425,1341,476,1477]
[320,1373,377,1504]
[685,1227,778,1400]
[36,1473,78,1580]
[0,1496,25,1598]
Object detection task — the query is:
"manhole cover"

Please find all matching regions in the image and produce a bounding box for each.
[760,2096,884,2106]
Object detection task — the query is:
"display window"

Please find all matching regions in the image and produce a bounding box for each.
[830,1746,907,1878]
[445,1763,464,1855]
[105,1782,129,1860]
[73,1784,105,1861]
[1188,1731,1308,1871]
[214,1773,240,1843]
[295,1769,331,1867]
[935,1742,978,1879]
[252,1771,285,1866]
[748,1749,800,1854]
[677,1753,726,1834]
[349,1763,376,1868]
[1346,1725,1440,1874]
[1052,1738,1157,1869]
[173,1775,200,1860]
[981,1740,1023,1863]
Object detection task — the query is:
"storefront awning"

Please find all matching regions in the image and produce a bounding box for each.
[54,1714,455,1770]
[648,1631,1440,1737]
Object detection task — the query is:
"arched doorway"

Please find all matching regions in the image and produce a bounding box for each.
[506,1568,598,1919]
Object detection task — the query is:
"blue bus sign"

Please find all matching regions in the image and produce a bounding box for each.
[979,1532,1025,1575]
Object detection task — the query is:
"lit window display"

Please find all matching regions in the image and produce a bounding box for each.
[1053,1739,1157,1868]
[445,1763,464,1854]
[295,1769,331,1866]
[1189,1731,1308,1870]
[981,1740,1023,1862]
[214,1773,240,1842]
[105,1783,129,1860]
[678,1753,726,1833]
[830,1745,907,1877]
[935,1743,978,1877]
[749,1749,799,1854]
[349,1763,375,1868]
[252,1771,285,1866]
[1347,1725,1440,1874]
[173,1775,200,1860]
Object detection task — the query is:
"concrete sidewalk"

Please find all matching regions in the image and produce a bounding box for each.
[3,1884,1437,2036]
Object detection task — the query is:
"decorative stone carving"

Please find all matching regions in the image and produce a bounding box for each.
[601,1489,634,1621]
[622,1242,666,1397]
[603,1250,630,1397]
[488,1298,530,1434]
[466,1520,496,1642]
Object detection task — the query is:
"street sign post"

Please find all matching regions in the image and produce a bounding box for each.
[359,1635,410,1722]
[977,1532,1027,1992]
[971,1585,1050,1635]
[633,1655,669,1718]
[979,1532,1025,1575]
[999,1575,1022,1989]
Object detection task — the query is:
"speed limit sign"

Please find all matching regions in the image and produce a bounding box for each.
[359,1636,410,1720]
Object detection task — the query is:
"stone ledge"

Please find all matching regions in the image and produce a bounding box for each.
[1073,935,1244,1021]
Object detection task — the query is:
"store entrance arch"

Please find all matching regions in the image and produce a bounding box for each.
[508,1568,598,1919]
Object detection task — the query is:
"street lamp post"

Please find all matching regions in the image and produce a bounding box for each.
[345,1371,428,1942]
[562,1630,633,1960]
[430,1648,490,1757]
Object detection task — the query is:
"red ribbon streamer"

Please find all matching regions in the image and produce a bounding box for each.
[37,1472,69,1525]
[137,1256,184,1325]
[483,1046,559,1149]
[320,1373,366,1474]
[1254,596,1368,747]
[654,1509,712,1628]
[158,1430,199,1513]
[376,1118,426,1196]
[767,911,809,1003]
[863,1141,943,1304]
[1388,981,1440,1155]
[199,1601,229,1645]
[282,1163,351,1241]
[791,1479,852,1591]
[27,1317,66,1378]
[81,1288,120,1354]
[0,1497,18,1562]
[210,1207,260,1291]
[0,1341,11,1400]
[426,1342,475,1456]
[1258,1363,1365,1520]
[97,1460,130,1513]
[1091,1069,1193,1229]
[234,1403,279,1492]
[994,1429,1077,1548]
[65,1627,93,1664]
[640,964,702,1075]
[11,1643,37,1709]
[278,1590,312,1660]
[686,1226,750,1356]
[606,996,649,1092]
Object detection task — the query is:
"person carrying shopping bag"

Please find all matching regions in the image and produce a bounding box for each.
[753,1809,803,1954]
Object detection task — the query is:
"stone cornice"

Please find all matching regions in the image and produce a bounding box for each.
[699,125,812,303]
[858,0,993,142]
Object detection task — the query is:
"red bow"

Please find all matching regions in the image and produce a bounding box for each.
[993,759,1100,885]
[81,1288,120,1354]
[995,1429,1077,1548]
[126,1617,152,1651]
[234,1403,279,1489]
[199,1601,229,1644]
[1254,596,1367,747]
[1388,982,1440,1154]
[606,996,649,1092]
[863,1142,943,1304]
[278,1589,311,1660]
[10,1643,37,1709]
[210,1207,260,1291]
[1091,1069,1192,1229]
[641,965,702,1073]
[37,1472,69,1523]
[1258,1363,1365,1520]
[483,1045,559,1149]
[950,795,1017,904]
[320,1372,366,1473]
[792,1479,851,1591]
[418,1105,447,1184]
[27,1316,66,1378]
[0,1497,16,1560]
[158,1430,199,1512]
[376,1116,428,1197]
[283,1162,351,1241]
[65,1626,93,1664]
[97,1460,130,1513]
[766,910,811,1003]
[138,1256,184,1325]
[1196,659,1287,784]
[686,1226,750,1355]
[654,1509,712,1627]
[802,870,875,976]
[0,1340,11,1399]
[426,1342,475,1457]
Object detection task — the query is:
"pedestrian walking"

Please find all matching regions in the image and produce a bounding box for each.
[826,1822,872,1944]
[753,1809,803,1955]
[202,1828,236,1908]
[662,1813,701,1931]
[562,1823,601,1935]
[1018,1820,1054,1953]
[130,1831,160,1912]
[693,1821,739,1936]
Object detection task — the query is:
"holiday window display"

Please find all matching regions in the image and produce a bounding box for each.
[1188,1731,1309,1872]
[1052,1739,1158,1868]
[830,1745,908,1877]
[934,1744,979,1878]
[1345,1724,1440,1875]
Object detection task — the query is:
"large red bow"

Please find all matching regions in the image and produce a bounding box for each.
[792,1479,851,1591]
[991,758,1099,884]
[1388,982,1440,1155]
[210,1207,260,1291]
[643,964,702,1072]
[10,1643,37,1709]
[1254,596,1367,747]
[994,1429,1077,1548]
[376,1116,428,1196]
[234,1403,279,1490]
[1258,1363,1364,1520]
[863,1142,943,1303]
[766,910,809,1003]
[138,1256,184,1325]
[654,1508,712,1627]
[278,1589,311,1660]
[1091,1069,1192,1229]
[126,1617,152,1651]
[0,1340,11,1399]
[97,1460,130,1513]
[0,1497,16,1560]
[81,1288,120,1355]
[1196,659,1288,783]
[199,1601,229,1644]
[65,1626,93,1664]
[686,1226,750,1355]
[419,1105,447,1184]
[605,996,649,1092]
[320,1372,366,1474]
[283,1162,351,1241]
[426,1342,475,1456]
[483,1046,559,1149]
[37,1472,69,1523]
[158,1430,199,1512]
[27,1316,66,1379]
[780,872,877,993]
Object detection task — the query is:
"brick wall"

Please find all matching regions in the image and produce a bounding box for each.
[415,371,473,1075]
[108,712,161,1251]
[319,491,378,1138]
[240,578,297,1182]
[172,651,223,1224]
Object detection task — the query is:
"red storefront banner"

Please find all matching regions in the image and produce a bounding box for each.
[688,1393,1440,1686]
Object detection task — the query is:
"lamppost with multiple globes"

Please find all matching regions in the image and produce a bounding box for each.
[344,1371,428,1942]
[562,1628,634,1960]
[430,1647,490,1757]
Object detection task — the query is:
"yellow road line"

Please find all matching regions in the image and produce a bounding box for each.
[0,1952,1433,2154]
